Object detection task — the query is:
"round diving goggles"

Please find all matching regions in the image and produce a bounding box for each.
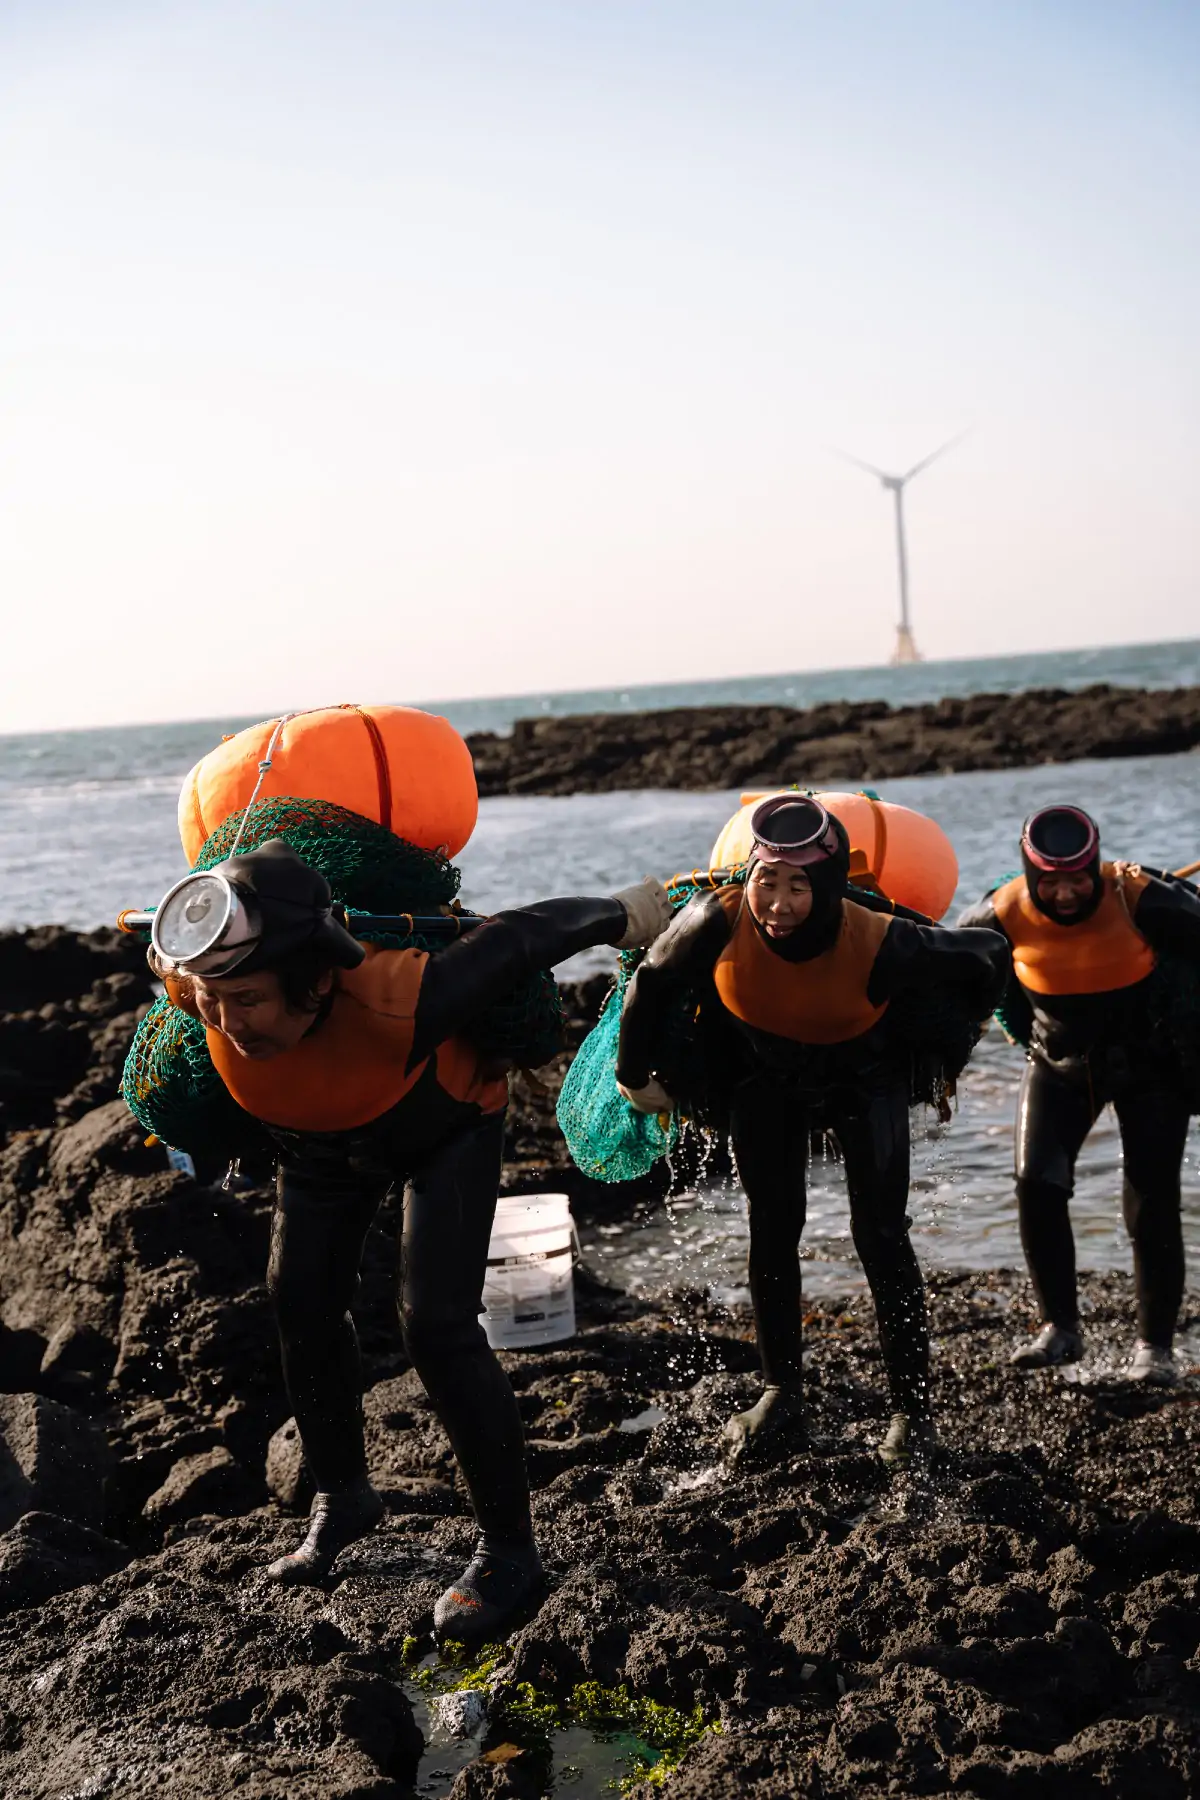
[749,795,841,868]
[1021,805,1099,874]
[150,871,262,977]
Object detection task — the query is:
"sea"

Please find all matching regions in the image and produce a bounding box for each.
[3,638,1198,1336]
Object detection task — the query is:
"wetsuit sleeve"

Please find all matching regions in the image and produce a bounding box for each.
[410,898,626,1065]
[1131,875,1200,961]
[866,916,1011,1019]
[615,892,733,1089]
[956,894,1004,935]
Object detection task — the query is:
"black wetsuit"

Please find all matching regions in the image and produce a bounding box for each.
[264,898,626,1543]
[960,874,1200,1347]
[617,892,1006,1417]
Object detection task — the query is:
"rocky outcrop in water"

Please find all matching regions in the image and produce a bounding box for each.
[465,683,1200,795]
[0,929,1196,1796]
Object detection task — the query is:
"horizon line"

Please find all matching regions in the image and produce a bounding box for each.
[2,632,1197,746]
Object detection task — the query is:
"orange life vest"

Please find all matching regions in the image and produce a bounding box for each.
[713,888,892,1044]
[992,864,1156,997]
[203,943,508,1131]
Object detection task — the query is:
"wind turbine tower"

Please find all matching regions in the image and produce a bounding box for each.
[837,434,966,665]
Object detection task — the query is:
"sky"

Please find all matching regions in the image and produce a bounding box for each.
[1,0,1197,732]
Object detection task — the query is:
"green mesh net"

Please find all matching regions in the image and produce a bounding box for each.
[123,796,564,1154]
[121,997,269,1162]
[193,795,461,913]
[556,867,744,1184]
[555,986,679,1182]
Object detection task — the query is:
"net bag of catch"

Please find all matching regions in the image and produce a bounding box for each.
[556,985,678,1183]
[123,991,268,1165]
[555,867,741,1184]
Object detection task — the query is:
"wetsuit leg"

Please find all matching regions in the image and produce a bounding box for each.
[1113,1086,1191,1349]
[834,1080,929,1420]
[729,1078,809,1387]
[1014,1060,1098,1329]
[399,1111,532,1544]
[268,1165,387,1491]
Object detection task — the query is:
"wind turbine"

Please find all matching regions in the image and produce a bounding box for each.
[834,433,967,665]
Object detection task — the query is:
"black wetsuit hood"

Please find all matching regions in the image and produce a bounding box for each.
[1021,807,1103,927]
[748,814,852,962]
[221,840,365,974]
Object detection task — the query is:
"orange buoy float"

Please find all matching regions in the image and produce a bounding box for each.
[178,704,478,864]
[710,789,959,921]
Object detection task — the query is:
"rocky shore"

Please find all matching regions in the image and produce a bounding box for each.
[465,683,1200,795]
[0,928,1197,1798]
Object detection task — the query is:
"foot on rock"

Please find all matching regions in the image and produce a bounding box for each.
[1010,1323,1083,1370]
[266,1476,385,1585]
[877,1411,937,1470]
[722,1384,809,1463]
[433,1536,546,1647]
[1127,1340,1179,1386]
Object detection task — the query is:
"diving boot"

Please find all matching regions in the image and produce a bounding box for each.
[433,1535,546,1648]
[722,1384,809,1464]
[877,1412,937,1470]
[1010,1323,1084,1371]
[1127,1341,1179,1387]
[266,1475,385,1585]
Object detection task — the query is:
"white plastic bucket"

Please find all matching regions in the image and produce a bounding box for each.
[481,1192,577,1350]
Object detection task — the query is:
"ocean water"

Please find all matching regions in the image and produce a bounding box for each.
[1,640,1197,1308]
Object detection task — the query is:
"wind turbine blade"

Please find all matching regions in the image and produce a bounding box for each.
[829,446,892,481]
[901,430,970,484]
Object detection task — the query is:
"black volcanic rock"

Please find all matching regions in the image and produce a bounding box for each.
[0,926,1195,1796]
[465,683,1200,795]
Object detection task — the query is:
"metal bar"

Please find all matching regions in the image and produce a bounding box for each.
[346,911,485,937]
[116,908,486,938]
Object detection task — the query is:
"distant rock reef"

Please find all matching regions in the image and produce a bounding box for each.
[466,682,1200,795]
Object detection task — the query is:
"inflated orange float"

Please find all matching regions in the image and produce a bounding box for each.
[178,704,478,864]
[710,788,959,921]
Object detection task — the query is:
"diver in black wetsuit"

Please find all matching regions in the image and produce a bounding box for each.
[960,805,1200,1385]
[148,842,671,1642]
[614,796,1007,1468]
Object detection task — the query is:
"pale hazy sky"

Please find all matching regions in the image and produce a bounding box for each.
[2,0,1197,732]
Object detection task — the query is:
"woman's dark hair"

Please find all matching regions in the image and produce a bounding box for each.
[273,944,343,1013]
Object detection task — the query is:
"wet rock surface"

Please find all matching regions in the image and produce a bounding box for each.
[0,930,1197,1796]
[465,683,1200,796]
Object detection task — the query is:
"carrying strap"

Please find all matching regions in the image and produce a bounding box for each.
[341,703,393,828]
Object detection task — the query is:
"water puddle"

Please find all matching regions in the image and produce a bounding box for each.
[403,1653,709,1796]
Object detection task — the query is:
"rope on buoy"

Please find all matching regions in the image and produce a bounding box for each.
[225,714,294,858]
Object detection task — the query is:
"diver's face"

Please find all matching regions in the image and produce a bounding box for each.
[1035,870,1094,917]
[191,969,331,1059]
[746,861,815,937]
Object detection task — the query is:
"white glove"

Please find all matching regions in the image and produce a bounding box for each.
[612,876,672,949]
[616,1077,675,1115]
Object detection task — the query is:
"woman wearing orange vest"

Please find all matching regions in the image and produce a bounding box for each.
[960,805,1200,1384]
[151,838,670,1643]
[615,795,1007,1468]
